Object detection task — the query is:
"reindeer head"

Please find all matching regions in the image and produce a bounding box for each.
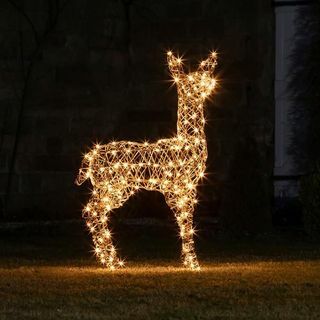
[167,51,217,101]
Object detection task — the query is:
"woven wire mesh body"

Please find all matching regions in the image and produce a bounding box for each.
[76,51,218,270]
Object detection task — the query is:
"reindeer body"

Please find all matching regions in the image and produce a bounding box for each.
[76,51,217,270]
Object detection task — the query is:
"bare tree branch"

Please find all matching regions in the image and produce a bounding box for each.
[7,0,39,44]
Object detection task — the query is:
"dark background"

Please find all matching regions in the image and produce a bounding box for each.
[0,0,280,234]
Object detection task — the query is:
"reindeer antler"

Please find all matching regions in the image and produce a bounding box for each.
[198,51,218,74]
[167,51,184,79]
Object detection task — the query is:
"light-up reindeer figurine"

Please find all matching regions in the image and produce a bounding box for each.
[76,51,218,270]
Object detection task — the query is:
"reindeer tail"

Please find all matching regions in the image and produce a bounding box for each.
[75,152,92,185]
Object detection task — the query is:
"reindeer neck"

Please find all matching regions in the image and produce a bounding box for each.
[176,96,206,140]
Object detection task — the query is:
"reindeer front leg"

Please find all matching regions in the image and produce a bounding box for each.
[165,192,200,270]
[83,194,123,270]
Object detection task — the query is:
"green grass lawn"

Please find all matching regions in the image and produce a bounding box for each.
[1,221,320,319]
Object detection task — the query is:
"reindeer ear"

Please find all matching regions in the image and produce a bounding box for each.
[198,51,218,74]
[167,51,184,78]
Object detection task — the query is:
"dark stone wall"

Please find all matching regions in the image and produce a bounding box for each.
[0,0,274,222]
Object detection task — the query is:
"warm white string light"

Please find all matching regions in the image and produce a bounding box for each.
[76,51,218,270]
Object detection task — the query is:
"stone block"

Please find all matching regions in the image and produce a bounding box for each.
[0,153,8,172]
[46,136,63,155]
[19,174,43,193]
[41,172,75,193]
[36,116,69,135]
[165,1,202,19]
[33,155,76,172]
[126,109,172,123]
[0,173,19,193]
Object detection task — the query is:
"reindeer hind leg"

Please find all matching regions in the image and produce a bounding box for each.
[83,194,124,270]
